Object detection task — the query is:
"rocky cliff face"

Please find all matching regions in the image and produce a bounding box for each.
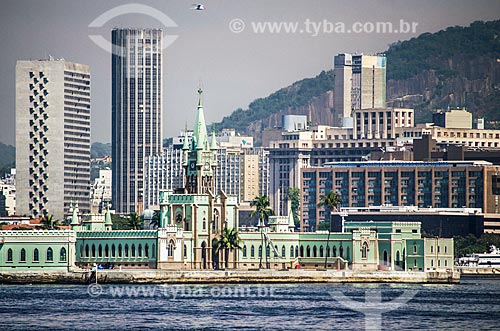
[387,55,500,121]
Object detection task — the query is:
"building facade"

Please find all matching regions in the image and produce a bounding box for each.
[90,168,112,214]
[16,59,91,220]
[333,53,386,126]
[301,160,499,231]
[112,28,163,214]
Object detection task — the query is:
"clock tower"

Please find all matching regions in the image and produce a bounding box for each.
[183,88,217,194]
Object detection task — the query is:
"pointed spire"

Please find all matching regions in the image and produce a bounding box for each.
[193,88,208,151]
[70,200,79,226]
[104,204,113,230]
[211,129,217,150]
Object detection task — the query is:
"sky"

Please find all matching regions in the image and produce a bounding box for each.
[1,0,500,146]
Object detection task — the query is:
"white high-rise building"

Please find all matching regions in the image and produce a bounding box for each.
[112,28,163,214]
[333,54,387,126]
[16,59,91,220]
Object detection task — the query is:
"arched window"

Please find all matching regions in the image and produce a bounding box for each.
[313,246,317,257]
[91,244,96,258]
[319,246,324,258]
[105,245,109,258]
[118,244,123,257]
[98,244,102,258]
[258,245,262,258]
[184,244,187,258]
[144,244,149,258]
[251,245,255,258]
[306,245,311,257]
[290,245,294,258]
[34,248,39,262]
[85,244,89,257]
[131,244,136,257]
[111,244,116,257]
[396,251,401,267]
[413,244,417,254]
[47,247,53,261]
[300,245,304,257]
[138,244,142,257]
[7,248,13,262]
[339,245,344,258]
[282,245,286,258]
[362,242,368,259]
[125,244,129,257]
[333,245,337,257]
[431,245,434,253]
[203,218,206,230]
[20,248,26,262]
[383,250,388,266]
[168,240,174,257]
[266,245,271,258]
[346,246,350,261]
[326,245,330,257]
[60,247,67,262]
[79,245,83,258]
[295,246,299,258]
[243,245,247,258]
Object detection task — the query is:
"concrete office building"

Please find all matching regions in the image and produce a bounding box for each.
[112,28,163,214]
[433,108,472,129]
[301,160,500,231]
[333,53,386,126]
[16,59,91,220]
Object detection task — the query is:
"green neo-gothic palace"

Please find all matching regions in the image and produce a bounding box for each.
[1,90,453,272]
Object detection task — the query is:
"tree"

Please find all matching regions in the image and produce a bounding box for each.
[250,195,274,269]
[40,214,60,230]
[213,227,242,269]
[127,212,143,230]
[317,190,343,231]
[287,188,300,229]
[150,210,161,229]
[111,214,131,230]
[317,190,342,269]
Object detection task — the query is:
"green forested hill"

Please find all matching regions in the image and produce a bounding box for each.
[212,20,500,139]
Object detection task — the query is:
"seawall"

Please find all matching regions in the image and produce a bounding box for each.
[0,269,459,284]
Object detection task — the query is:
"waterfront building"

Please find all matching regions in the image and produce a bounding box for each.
[16,59,91,220]
[112,28,163,214]
[301,160,499,231]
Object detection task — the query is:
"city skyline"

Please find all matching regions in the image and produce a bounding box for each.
[1,0,500,146]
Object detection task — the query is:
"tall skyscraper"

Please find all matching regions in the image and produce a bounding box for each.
[112,28,163,214]
[16,59,91,220]
[333,53,386,126]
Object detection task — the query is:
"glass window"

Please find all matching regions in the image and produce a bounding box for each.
[60,248,67,262]
[47,247,53,261]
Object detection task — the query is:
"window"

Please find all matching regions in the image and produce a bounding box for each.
[184,244,187,258]
[306,246,311,257]
[258,245,262,258]
[251,245,255,258]
[60,248,67,262]
[282,246,286,258]
[167,240,174,257]
[413,244,417,254]
[7,248,13,262]
[20,248,26,262]
[125,244,129,257]
[118,244,123,257]
[333,245,337,257]
[319,246,324,257]
[91,244,96,258]
[431,246,434,253]
[362,242,368,259]
[243,245,247,258]
[98,245,103,257]
[47,247,53,261]
[131,244,136,257]
[112,244,116,257]
[34,248,39,262]
[138,244,142,257]
[85,245,89,257]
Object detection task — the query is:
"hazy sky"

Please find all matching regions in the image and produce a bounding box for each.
[1,0,499,145]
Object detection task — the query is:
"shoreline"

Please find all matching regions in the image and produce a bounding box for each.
[0,269,460,285]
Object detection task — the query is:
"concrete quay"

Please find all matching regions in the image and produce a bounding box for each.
[0,268,460,284]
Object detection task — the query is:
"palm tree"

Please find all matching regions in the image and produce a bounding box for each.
[250,195,274,269]
[213,227,242,269]
[128,212,143,230]
[317,190,342,268]
[40,214,60,230]
[150,210,161,229]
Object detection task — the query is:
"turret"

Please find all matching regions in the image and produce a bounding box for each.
[70,200,80,229]
[104,204,113,231]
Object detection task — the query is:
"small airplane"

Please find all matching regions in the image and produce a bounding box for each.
[191,4,205,10]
